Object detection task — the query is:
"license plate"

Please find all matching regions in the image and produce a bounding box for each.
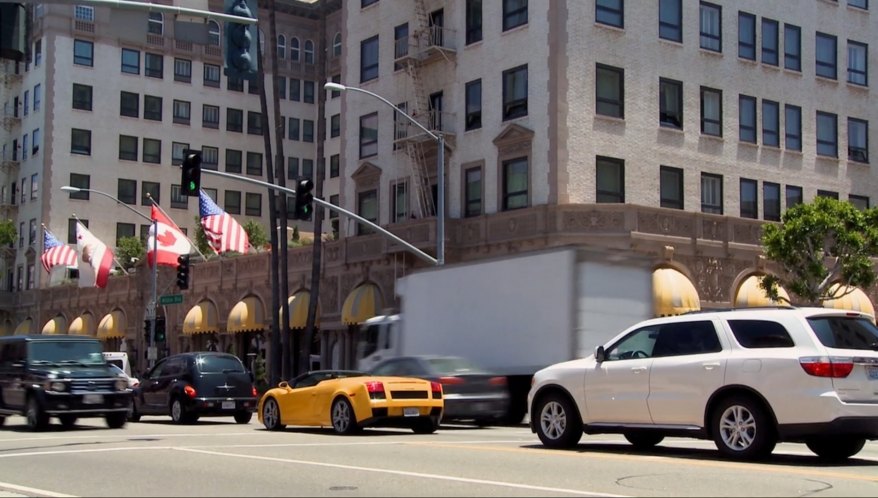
[82,394,103,405]
[222,401,235,410]
[867,366,878,380]
[403,407,419,417]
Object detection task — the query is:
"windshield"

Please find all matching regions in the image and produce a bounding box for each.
[108,364,127,378]
[426,357,486,375]
[195,354,245,373]
[807,317,878,351]
[28,340,105,366]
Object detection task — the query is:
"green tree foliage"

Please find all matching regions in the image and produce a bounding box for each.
[116,236,145,271]
[761,196,878,305]
[243,220,268,251]
[0,219,16,247]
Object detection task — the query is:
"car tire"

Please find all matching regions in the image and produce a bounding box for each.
[261,398,286,431]
[26,396,48,432]
[711,395,776,461]
[170,398,195,425]
[234,411,252,424]
[624,432,665,449]
[533,391,582,449]
[106,412,127,429]
[59,414,77,428]
[0,416,5,427]
[411,417,439,434]
[330,397,359,435]
[806,436,866,462]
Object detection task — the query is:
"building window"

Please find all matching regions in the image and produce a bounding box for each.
[170,185,188,209]
[227,108,243,132]
[33,84,41,112]
[72,83,92,111]
[119,135,138,161]
[465,79,482,130]
[785,104,802,151]
[849,0,868,9]
[659,0,682,42]
[738,12,756,60]
[360,113,378,158]
[701,173,723,214]
[202,146,219,171]
[68,174,90,201]
[247,111,263,135]
[141,181,160,206]
[848,40,868,86]
[34,39,42,66]
[596,64,624,118]
[289,78,300,101]
[330,154,339,178]
[117,179,136,205]
[763,182,781,221]
[304,40,315,64]
[145,53,163,79]
[120,91,139,118]
[502,157,528,210]
[816,111,838,157]
[74,5,94,21]
[203,105,220,129]
[595,0,623,28]
[740,178,758,219]
[660,166,684,209]
[761,18,779,65]
[360,35,379,83]
[466,0,483,45]
[287,157,299,180]
[699,2,722,52]
[174,58,192,83]
[74,39,93,66]
[302,120,314,142]
[31,129,40,155]
[502,0,528,31]
[143,138,161,164]
[277,76,286,99]
[207,20,220,46]
[595,156,624,203]
[333,33,342,57]
[204,63,220,87]
[848,117,869,163]
[784,24,801,71]
[245,193,262,216]
[302,159,314,179]
[227,75,243,92]
[849,194,870,210]
[226,149,242,174]
[288,117,300,141]
[502,64,528,120]
[289,37,300,62]
[739,95,757,143]
[762,100,779,147]
[464,167,483,217]
[172,142,189,165]
[71,129,91,155]
[30,173,38,199]
[330,114,340,138]
[393,23,409,71]
[304,81,315,103]
[148,12,163,35]
[817,190,839,200]
[357,190,378,235]
[246,152,263,176]
[816,32,837,80]
[700,86,722,136]
[224,190,241,215]
[786,185,803,210]
[659,78,683,129]
[391,182,408,222]
[277,35,286,60]
[144,95,162,121]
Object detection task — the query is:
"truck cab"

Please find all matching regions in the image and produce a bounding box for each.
[357,314,401,372]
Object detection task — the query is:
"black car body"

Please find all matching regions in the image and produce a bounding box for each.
[0,335,131,431]
[130,352,257,424]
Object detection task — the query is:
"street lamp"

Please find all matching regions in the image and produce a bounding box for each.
[61,186,160,368]
[324,82,445,266]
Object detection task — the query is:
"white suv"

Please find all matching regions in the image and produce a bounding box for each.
[528,307,878,461]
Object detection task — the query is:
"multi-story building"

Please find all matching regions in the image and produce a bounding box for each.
[0,0,875,384]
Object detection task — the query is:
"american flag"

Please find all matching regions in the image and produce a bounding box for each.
[41,228,77,273]
[199,189,250,254]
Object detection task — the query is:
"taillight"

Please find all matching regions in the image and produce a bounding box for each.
[438,376,465,385]
[365,381,385,400]
[489,376,507,386]
[183,385,197,398]
[251,386,258,397]
[431,381,442,399]
[799,356,854,378]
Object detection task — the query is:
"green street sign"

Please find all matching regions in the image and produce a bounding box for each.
[159,294,184,305]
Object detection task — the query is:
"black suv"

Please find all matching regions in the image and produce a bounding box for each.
[130,352,257,424]
[0,335,132,431]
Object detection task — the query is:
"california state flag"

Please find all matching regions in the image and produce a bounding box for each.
[147,205,192,267]
[76,221,114,288]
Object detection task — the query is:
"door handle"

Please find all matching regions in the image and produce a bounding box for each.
[702,362,721,370]
[631,366,647,373]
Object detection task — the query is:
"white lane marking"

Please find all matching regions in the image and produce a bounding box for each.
[0,480,76,497]
[174,446,630,497]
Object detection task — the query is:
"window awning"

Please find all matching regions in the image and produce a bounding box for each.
[342,283,382,325]
[653,268,701,317]
[734,275,790,307]
[68,313,96,336]
[281,290,320,329]
[14,318,34,335]
[0,319,14,337]
[97,310,126,340]
[823,283,875,318]
[227,296,266,334]
[183,300,219,336]
[42,316,68,335]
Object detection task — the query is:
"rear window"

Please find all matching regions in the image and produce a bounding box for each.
[807,317,878,351]
[196,354,245,373]
[426,357,485,375]
[727,320,795,348]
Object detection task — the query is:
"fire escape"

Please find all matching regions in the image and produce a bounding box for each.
[393,0,456,220]
[0,59,22,222]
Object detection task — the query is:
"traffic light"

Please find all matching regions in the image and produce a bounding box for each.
[143,319,150,343]
[176,254,190,290]
[154,317,166,343]
[224,0,258,81]
[181,151,201,197]
[293,178,314,220]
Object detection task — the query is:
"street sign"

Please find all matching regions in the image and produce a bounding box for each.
[159,294,184,305]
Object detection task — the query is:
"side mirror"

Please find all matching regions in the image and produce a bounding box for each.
[594,345,606,363]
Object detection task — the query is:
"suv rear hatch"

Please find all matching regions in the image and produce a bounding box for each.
[194,353,254,398]
[806,315,878,403]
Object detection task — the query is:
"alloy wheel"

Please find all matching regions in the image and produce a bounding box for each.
[332,400,351,432]
[539,400,567,441]
[718,404,756,451]
[262,399,279,429]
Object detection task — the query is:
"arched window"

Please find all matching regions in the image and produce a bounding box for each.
[208,20,221,46]
[148,12,163,35]
[277,34,286,59]
[333,33,342,57]
[290,37,300,62]
[304,40,315,64]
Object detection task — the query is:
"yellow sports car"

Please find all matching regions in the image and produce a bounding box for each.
[257,370,444,434]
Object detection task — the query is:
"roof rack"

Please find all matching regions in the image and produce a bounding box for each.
[680,305,797,315]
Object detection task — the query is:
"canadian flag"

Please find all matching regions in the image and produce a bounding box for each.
[76,222,114,288]
[147,206,192,267]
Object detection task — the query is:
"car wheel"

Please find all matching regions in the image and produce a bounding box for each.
[26,396,48,432]
[261,398,286,431]
[534,391,582,449]
[170,398,190,425]
[624,432,665,449]
[711,395,776,461]
[0,416,5,427]
[59,414,77,428]
[106,412,127,429]
[411,417,438,434]
[806,436,866,462]
[330,397,359,435]
[234,411,252,424]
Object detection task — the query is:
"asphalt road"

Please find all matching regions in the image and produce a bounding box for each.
[0,415,877,497]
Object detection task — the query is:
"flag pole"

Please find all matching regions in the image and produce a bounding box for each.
[146,193,213,260]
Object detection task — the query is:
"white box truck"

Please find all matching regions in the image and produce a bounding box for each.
[356,247,654,423]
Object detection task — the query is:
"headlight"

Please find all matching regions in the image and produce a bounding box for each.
[114,379,128,391]
[48,381,68,392]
